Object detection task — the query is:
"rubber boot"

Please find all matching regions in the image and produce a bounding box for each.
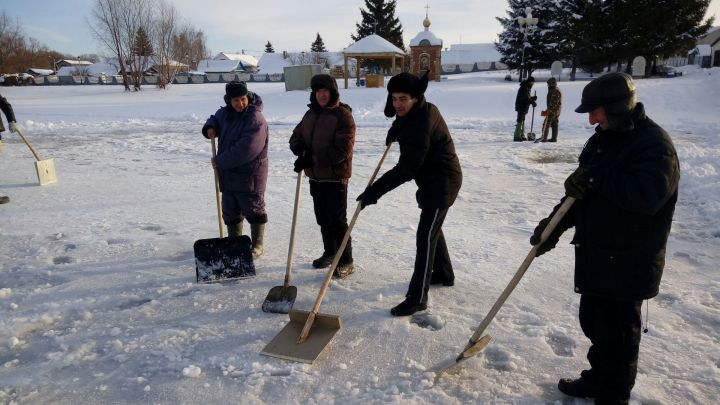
[312,227,336,268]
[541,120,550,142]
[513,121,526,141]
[0,196,9,204]
[250,223,265,259]
[226,222,243,237]
[549,126,558,142]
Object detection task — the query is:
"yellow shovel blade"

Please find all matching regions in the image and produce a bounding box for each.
[34,159,57,186]
[260,309,341,364]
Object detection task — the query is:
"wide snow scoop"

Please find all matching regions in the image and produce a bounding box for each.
[193,137,255,282]
[261,143,393,364]
[15,127,57,186]
[436,197,576,373]
[261,171,303,313]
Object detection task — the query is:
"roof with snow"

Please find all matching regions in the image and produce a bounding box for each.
[214,52,259,68]
[257,53,292,74]
[197,59,247,73]
[442,43,502,64]
[26,68,54,76]
[409,17,442,47]
[343,34,405,55]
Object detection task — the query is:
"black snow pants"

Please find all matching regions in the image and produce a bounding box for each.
[406,207,454,304]
[579,294,643,404]
[309,180,352,263]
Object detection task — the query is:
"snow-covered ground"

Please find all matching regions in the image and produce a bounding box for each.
[1,68,718,404]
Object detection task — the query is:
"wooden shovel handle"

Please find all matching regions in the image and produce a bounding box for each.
[465,197,576,347]
[211,137,224,238]
[284,171,303,287]
[15,127,43,161]
[298,143,393,344]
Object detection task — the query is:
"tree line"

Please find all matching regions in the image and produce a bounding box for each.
[496,0,714,80]
[0,11,66,75]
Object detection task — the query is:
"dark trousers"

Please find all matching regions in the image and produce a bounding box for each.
[222,191,267,225]
[309,180,351,262]
[579,294,643,403]
[407,207,454,304]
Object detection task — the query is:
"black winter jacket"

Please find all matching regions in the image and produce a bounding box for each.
[515,80,535,114]
[0,93,16,133]
[367,97,462,209]
[550,103,679,300]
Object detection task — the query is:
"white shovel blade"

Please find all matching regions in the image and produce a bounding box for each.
[34,158,58,186]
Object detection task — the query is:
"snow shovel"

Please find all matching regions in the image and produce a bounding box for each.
[193,137,255,283]
[526,90,537,142]
[261,143,393,364]
[15,127,57,186]
[435,197,576,373]
[261,171,303,313]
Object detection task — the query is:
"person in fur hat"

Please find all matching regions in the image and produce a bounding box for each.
[356,72,463,316]
[202,81,269,259]
[289,74,356,277]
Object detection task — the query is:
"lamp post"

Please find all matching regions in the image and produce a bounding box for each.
[517,7,538,82]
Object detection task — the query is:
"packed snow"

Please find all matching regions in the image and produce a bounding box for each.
[1,68,718,404]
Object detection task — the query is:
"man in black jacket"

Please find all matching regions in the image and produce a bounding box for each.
[513,76,536,141]
[1,92,18,204]
[357,72,463,316]
[530,73,680,404]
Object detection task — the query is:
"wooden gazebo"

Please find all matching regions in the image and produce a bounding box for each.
[342,34,406,89]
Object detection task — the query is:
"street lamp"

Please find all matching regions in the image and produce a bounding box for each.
[517,7,538,82]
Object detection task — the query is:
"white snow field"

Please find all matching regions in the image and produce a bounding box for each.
[1,68,718,404]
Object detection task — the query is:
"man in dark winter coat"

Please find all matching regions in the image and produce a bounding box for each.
[289,74,356,277]
[513,76,537,141]
[357,72,462,316]
[1,92,18,204]
[202,81,269,259]
[539,77,562,142]
[530,73,679,404]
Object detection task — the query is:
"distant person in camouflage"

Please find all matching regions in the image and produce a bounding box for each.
[1,92,18,204]
[539,77,562,142]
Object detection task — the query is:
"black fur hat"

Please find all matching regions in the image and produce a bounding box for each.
[309,74,339,108]
[384,71,429,117]
[224,80,248,105]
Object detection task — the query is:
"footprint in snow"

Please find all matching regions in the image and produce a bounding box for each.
[52,256,75,265]
[545,331,575,357]
[410,312,445,331]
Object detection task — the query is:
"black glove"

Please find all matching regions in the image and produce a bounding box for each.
[532,102,537,108]
[290,142,307,157]
[564,166,595,200]
[293,151,313,173]
[385,127,398,146]
[356,189,378,209]
[529,217,561,257]
[530,95,537,102]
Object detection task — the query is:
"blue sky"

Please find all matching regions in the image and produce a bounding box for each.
[5,0,720,57]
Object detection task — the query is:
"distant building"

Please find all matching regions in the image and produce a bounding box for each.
[197,52,259,73]
[688,27,720,68]
[441,43,505,74]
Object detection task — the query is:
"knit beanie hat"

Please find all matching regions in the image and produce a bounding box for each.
[224,81,248,105]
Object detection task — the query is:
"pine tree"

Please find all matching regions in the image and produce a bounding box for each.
[265,41,275,53]
[132,27,153,56]
[310,33,327,53]
[352,0,404,50]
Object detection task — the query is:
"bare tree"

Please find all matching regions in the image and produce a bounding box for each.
[173,25,209,72]
[152,0,178,88]
[119,0,153,90]
[89,0,131,90]
[0,11,25,72]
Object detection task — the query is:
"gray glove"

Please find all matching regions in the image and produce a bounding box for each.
[9,122,17,133]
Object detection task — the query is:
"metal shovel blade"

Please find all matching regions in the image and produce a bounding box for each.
[261,285,298,314]
[193,235,256,282]
[260,309,341,364]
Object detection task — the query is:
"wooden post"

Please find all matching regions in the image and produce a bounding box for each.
[343,55,348,89]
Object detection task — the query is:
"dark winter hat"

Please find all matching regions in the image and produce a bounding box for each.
[384,71,429,117]
[575,72,636,114]
[527,76,536,83]
[225,80,248,99]
[309,74,339,108]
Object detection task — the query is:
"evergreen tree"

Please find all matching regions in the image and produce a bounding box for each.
[352,0,404,50]
[495,0,544,80]
[265,41,275,53]
[311,33,327,53]
[132,27,153,56]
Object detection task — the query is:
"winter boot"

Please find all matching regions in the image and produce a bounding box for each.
[334,236,354,278]
[250,223,265,259]
[312,227,337,268]
[549,126,558,142]
[558,375,598,399]
[541,120,550,142]
[0,196,9,204]
[390,298,427,317]
[513,122,525,142]
[226,222,243,237]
